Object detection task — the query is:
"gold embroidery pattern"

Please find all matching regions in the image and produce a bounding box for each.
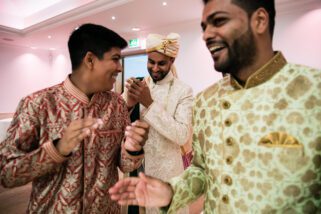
[166,59,321,213]
[231,52,287,89]
[259,132,301,148]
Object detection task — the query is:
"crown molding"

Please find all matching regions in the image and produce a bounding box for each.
[277,0,321,15]
[0,0,133,35]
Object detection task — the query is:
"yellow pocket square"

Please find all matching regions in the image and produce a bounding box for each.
[259,132,301,148]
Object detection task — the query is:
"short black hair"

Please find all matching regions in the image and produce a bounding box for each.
[202,0,275,38]
[68,23,127,70]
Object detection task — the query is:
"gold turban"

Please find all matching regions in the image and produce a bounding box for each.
[146,33,180,58]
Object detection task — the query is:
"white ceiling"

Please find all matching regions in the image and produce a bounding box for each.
[0,0,320,51]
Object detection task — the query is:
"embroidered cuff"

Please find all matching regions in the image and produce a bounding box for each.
[43,141,68,163]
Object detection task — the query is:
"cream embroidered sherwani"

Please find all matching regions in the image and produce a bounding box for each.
[162,52,321,213]
[123,71,193,213]
[141,72,193,181]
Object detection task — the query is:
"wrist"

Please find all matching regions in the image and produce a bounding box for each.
[142,99,153,108]
[54,139,72,157]
[160,183,174,209]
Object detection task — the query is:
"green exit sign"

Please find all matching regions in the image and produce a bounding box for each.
[129,38,140,48]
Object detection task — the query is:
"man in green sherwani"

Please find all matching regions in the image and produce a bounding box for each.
[109,0,321,213]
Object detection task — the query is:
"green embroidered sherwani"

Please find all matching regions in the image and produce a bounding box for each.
[163,52,321,213]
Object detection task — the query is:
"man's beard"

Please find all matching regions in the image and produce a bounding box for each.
[214,28,257,76]
[148,69,170,82]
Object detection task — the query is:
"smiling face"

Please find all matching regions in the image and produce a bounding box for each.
[147,51,174,82]
[90,47,122,92]
[201,0,257,75]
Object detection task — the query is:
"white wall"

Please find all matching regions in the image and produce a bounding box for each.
[0,44,70,112]
[274,8,321,69]
[1,6,321,112]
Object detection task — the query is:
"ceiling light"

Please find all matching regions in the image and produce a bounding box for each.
[111,16,116,20]
[162,2,167,6]
[48,35,52,39]
[132,27,140,31]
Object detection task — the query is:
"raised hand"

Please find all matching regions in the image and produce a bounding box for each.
[124,78,140,108]
[109,172,173,207]
[56,118,103,156]
[126,78,153,108]
[124,120,149,152]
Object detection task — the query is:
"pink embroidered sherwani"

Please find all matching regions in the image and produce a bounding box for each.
[0,77,143,213]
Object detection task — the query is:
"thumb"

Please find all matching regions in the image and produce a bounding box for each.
[142,79,148,86]
[135,179,147,206]
[139,172,159,186]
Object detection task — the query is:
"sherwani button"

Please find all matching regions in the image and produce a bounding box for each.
[226,137,234,146]
[224,119,232,127]
[224,176,233,185]
[222,101,231,109]
[222,195,229,204]
[226,156,233,165]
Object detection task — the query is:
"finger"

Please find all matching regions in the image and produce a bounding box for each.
[127,85,142,96]
[69,128,91,145]
[110,191,135,201]
[139,172,160,187]
[127,90,141,99]
[141,79,147,86]
[69,118,101,131]
[119,192,136,200]
[126,79,142,90]
[118,199,139,206]
[124,137,142,151]
[126,78,136,84]
[132,120,149,129]
[109,177,140,194]
[125,134,144,148]
[136,181,147,206]
[126,125,146,137]
[64,127,90,144]
[139,172,149,182]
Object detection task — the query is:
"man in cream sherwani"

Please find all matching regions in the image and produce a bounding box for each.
[122,33,193,214]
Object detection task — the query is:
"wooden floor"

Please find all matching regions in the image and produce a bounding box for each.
[0,184,31,213]
[0,113,14,120]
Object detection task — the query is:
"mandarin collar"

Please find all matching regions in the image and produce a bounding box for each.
[230,51,287,89]
[63,76,90,104]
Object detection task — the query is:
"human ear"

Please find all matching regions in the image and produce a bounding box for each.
[84,51,95,69]
[251,8,269,35]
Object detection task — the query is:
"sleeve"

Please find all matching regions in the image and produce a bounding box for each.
[0,97,67,188]
[117,97,144,173]
[160,97,207,213]
[142,84,193,145]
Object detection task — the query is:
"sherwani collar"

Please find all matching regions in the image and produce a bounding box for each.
[230,51,287,89]
[63,76,90,104]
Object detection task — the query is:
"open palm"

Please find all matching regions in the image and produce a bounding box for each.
[109,173,173,208]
